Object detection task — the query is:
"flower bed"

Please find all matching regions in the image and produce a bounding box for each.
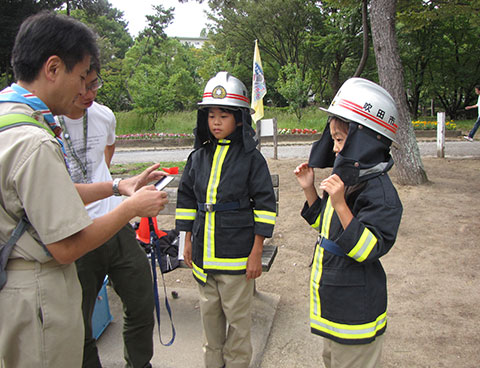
[278,128,318,135]
[116,132,194,140]
[412,120,457,130]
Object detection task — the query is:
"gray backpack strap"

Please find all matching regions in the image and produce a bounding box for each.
[0,217,29,290]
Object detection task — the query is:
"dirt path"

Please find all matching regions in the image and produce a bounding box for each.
[161,157,480,368]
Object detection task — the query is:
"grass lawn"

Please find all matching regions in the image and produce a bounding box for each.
[111,161,186,177]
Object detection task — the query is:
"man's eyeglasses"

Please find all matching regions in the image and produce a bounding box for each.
[86,76,103,92]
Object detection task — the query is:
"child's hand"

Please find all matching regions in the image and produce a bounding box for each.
[183,234,193,268]
[294,162,319,207]
[319,174,353,229]
[319,174,345,207]
[294,162,315,189]
[246,251,262,280]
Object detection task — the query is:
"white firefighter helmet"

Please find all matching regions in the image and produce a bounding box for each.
[320,78,398,142]
[198,71,255,114]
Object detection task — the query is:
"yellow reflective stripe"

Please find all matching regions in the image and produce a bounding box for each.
[310,311,387,340]
[311,214,321,229]
[254,210,276,225]
[175,208,197,221]
[203,256,248,271]
[205,211,215,258]
[204,143,229,265]
[192,262,207,283]
[320,197,334,239]
[347,228,378,262]
[310,243,324,318]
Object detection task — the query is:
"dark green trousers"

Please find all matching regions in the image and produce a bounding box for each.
[76,224,154,368]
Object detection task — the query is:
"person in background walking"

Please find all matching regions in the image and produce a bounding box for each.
[464,84,480,142]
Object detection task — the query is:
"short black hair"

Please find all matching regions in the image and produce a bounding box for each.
[475,84,480,90]
[207,106,246,124]
[11,11,99,83]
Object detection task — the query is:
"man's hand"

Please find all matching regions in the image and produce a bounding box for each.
[124,185,168,218]
[119,164,167,196]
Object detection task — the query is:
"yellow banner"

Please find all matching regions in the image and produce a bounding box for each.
[251,40,266,123]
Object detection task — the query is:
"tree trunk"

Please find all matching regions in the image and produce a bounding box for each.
[369,0,428,185]
[353,0,369,78]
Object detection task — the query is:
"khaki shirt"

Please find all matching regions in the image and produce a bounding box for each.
[0,102,92,262]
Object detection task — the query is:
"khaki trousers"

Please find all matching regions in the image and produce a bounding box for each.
[198,273,254,368]
[0,261,83,368]
[322,333,385,368]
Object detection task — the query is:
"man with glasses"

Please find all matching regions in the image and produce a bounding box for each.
[56,64,155,368]
[0,12,167,368]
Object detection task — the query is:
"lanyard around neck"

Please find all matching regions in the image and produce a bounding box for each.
[59,111,88,182]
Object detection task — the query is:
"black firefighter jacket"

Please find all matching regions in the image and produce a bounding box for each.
[302,170,402,345]
[304,120,403,345]
[175,130,276,285]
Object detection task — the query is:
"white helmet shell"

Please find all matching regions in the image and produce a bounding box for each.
[199,71,255,114]
[321,78,398,142]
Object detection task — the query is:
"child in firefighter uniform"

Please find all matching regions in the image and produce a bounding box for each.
[294,78,403,368]
[176,71,276,368]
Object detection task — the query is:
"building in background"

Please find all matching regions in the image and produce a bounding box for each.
[175,36,208,48]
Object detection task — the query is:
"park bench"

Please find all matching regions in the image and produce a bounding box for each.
[157,174,279,272]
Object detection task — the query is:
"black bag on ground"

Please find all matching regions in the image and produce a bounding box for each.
[153,229,180,273]
[135,219,180,273]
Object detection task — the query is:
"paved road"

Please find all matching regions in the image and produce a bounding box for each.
[112,140,480,164]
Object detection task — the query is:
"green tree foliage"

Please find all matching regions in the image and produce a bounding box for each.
[205,0,373,107]
[276,63,312,122]
[3,0,480,124]
[207,0,329,105]
[124,37,202,122]
[67,1,133,110]
[397,0,480,119]
[69,7,132,60]
[0,0,63,86]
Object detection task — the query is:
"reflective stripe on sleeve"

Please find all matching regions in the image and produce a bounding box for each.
[311,214,321,230]
[254,210,276,225]
[175,208,197,221]
[347,227,378,262]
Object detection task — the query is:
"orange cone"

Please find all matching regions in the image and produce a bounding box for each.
[136,217,167,244]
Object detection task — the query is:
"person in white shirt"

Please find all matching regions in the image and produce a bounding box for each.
[56,64,155,368]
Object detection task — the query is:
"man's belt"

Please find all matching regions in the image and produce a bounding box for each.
[6,258,60,270]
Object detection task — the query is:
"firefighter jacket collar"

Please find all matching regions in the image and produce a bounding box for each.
[193,108,258,152]
[308,120,393,186]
